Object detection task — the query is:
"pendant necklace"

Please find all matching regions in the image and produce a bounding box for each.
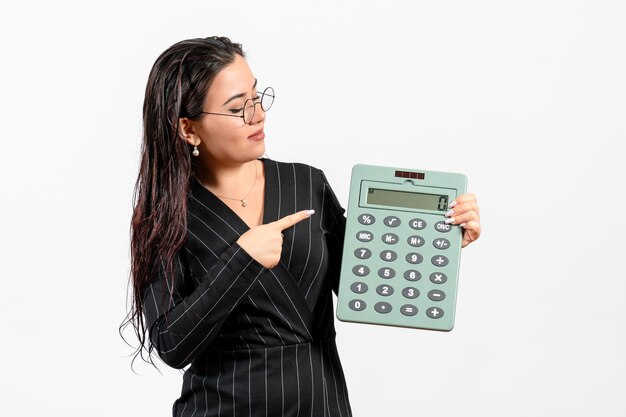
[211,161,258,207]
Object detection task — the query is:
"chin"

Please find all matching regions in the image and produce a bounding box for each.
[234,148,265,164]
[252,144,266,159]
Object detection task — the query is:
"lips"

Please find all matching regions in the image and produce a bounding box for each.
[248,129,265,141]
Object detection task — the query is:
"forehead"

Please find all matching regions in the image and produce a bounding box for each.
[206,55,255,101]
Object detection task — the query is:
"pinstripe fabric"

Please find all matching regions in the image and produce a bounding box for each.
[143,158,353,417]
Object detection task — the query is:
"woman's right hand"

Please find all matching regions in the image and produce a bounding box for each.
[236,209,315,269]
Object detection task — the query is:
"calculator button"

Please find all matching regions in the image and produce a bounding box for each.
[350,282,368,294]
[429,272,448,284]
[381,233,399,245]
[378,267,396,279]
[434,221,452,233]
[402,287,420,299]
[380,250,398,262]
[406,253,424,264]
[383,216,401,227]
[352,265,370,276]
[426,307,444,319]
[357,214,376,225]
[404,270,422,282]
[356,231,374,242]
[400,304,418,316]
[374,302,392,314]
[409,218,427,230]
[431,255,449,267]
[428,289,446,301]
[433,238,451,250]
[376,284,394,296]
[407,235,425,247]
[354,248,372,259]
[348,299,367,311]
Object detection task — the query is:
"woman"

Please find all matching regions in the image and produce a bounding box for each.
[127,36,481,417]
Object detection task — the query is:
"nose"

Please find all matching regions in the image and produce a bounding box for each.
[249,101,266,125]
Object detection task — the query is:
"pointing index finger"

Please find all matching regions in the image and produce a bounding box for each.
[274,209,315,232]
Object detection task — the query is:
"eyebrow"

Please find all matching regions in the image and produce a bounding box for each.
[222,79,258,106]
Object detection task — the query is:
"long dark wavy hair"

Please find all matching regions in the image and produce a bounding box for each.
[121,36,244,367]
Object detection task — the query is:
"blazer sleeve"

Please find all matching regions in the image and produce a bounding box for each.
[142,243,266,369]
[320,170,347,295]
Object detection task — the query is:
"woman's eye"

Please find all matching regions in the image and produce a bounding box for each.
[229,108,244,114]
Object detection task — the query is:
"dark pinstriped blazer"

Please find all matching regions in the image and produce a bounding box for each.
[143,158,353,417]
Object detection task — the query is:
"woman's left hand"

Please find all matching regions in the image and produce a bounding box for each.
[444,193,481,248]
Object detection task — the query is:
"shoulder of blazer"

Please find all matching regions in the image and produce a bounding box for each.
[266,158,325,180]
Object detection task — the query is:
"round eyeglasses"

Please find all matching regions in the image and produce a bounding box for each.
[197,87,274,125]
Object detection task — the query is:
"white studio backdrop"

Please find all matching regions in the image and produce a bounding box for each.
[1,1,624,416]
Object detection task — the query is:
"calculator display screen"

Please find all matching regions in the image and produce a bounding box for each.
[367,188,448,211]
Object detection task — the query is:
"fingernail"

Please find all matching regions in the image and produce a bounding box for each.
[445,209,454,217]
[460,223,466,228]
[445,217,455,224]
[449,200,457,209]
[306,209,315,216]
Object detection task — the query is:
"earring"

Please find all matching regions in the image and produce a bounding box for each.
[192,145,199,157]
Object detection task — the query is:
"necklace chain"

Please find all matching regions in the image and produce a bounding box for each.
[209,161,258,207]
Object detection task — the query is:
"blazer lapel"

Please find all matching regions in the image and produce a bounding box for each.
[260,159,317,317]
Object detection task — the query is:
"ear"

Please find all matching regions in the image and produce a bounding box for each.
[178,117,201,146]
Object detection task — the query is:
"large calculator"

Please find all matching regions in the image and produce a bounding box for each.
[336,164,467,331]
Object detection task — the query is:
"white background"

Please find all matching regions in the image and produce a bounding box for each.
[1,1,625,416]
